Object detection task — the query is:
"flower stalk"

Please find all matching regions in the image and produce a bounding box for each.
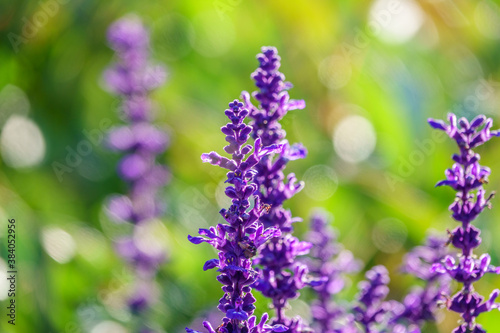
[429,113,500,333]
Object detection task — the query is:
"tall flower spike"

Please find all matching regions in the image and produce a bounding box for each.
[305,210,362,333]
[103,15,169,332]
[186,100,287,333]
[428,114,500,333]
[242,46,314,332]
[242,46,306,148]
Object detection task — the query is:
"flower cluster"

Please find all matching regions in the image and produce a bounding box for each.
[242,46,314,331]
[428,114,500,333]
[186,100,287,333]
[103,15,168,328]
[305,210,362,333]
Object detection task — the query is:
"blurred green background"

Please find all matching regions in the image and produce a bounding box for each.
[1,0,500,332]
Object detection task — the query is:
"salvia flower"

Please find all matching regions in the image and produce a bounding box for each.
[353,265,393,332]
[242,46,314,331]
[389,235,451,330]
[186,100,287,333]
[428,113,500,332]
[352,265,425,333]
[305,210,362,333]
[348,238,451,333]
[242,46,306,148]
[103,15,168,330]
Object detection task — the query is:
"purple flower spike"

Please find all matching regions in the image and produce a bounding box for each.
[429,114,500,331]
[102,15,169,331]
[242,46,305,147]
[243,47,313,331]
[305,210,362,333]
[104,15,169,226]
[186,100,283,333]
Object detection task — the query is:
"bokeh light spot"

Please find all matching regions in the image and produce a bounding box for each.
[333,115,376,163]
[41,227,77,264]
[303,165,339,201]
[1,115,46,168]
[369,0,425,44]
[372,218,408,253]
[134,219,169,258]
[91,321,128,333]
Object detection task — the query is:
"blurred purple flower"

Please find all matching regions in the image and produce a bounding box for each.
[389,235,452,329]
[428,113,500,332]
[305,210,362,333]
[128,281,156,315]
[104,15,169,225]
[102,15,169,332]
[115,236,166,277]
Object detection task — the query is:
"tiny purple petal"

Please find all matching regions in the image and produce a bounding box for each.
[188,235,205,244]
[286,99,306,111]
[203,259,220,271]
[227,309,248,320]
[272,324,288,332]
[428,118,447,131]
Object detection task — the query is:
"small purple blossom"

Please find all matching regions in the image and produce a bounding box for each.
[102,15,169,331]
[186,100,286,333]
[428,113,500,332]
